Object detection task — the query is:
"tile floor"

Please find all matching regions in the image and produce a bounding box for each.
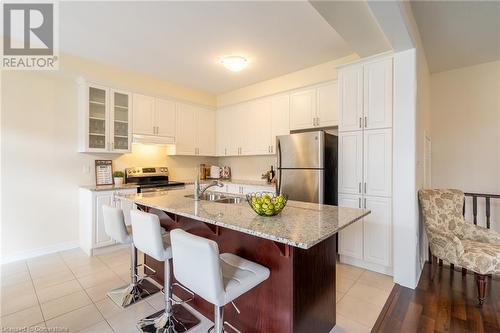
[1,247,393,333]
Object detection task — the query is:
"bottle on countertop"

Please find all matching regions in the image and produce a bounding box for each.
[199,164,206,180]
[270,166,275,182]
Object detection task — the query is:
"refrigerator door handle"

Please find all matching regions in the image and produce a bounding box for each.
[276,138,282,195]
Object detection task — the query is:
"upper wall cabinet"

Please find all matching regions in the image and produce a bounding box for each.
[133,94,176,139]
[270,94,290,153]
[290,88,316,130]
[364,58,393,130]
[133,94,155,136]
[174,103,215,156]
[338,57,393,132]
[79,81,132,153]
[338,66,363,131]
[289,81,339,130]
[216,93,290,157]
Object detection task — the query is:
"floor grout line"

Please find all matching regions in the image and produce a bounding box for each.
[5,250,390,333]
[25,259,48,325]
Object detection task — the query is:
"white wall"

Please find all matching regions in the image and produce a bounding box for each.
[430,60,500,232]
[390,1,432,289]
[217,54,358,107]
[1,55,217,261]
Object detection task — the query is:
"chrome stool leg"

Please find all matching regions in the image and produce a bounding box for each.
[137,260,200,333]
[107,244,161,308]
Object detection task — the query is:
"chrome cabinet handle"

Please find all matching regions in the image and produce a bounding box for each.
[358,182,361,193]
[364,116,367,128]
[358,197,361,208]
[364,198,367,208]
[359,117,362,128]
[364,182,367,193]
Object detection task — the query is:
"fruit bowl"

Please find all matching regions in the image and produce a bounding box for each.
[246,192,288,216]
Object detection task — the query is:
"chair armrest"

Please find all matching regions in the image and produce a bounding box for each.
[426,226,464,264]
[461,222,500,245]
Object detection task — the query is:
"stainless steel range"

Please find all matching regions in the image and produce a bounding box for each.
[125,167,185,193]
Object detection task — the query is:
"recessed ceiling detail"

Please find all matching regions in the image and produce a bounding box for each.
[60,1,352,94]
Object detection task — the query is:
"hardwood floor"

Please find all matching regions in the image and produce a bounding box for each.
[372,263,500,333]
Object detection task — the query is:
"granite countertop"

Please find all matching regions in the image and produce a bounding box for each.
[80,184,139,191]
[117,189,369,249]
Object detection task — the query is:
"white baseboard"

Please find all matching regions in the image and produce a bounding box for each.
[1,241,80,264]
[340,255,394,276]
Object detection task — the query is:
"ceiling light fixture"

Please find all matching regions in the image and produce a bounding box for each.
[219,55,248,72]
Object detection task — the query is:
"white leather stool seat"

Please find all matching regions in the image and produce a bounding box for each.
[170,229,270,309]
[130,210,172,262]
[103,205,132,245]
[219,253,270,306]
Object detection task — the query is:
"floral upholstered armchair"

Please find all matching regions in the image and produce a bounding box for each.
[418,189,500,305]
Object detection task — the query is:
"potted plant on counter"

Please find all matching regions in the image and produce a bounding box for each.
[113,171,124,186]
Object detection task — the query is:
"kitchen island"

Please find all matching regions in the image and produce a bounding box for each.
[118,189,369,333]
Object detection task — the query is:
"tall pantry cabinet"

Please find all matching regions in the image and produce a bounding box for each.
[337,55,393,275]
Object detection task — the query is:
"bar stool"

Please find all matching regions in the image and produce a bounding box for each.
[170,229,270,333]
[102,205,161,308]
[130,210,200,333]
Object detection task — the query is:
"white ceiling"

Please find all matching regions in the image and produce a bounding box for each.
[60,1,353,94]
[410,1,500,73]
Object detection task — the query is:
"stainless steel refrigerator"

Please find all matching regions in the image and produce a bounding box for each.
[276,131,338,205]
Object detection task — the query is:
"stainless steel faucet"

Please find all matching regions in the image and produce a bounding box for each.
[194,180,224,200]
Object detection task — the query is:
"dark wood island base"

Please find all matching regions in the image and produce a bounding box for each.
[139,206,337,333]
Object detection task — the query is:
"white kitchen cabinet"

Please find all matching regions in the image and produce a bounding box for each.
[338,194,363,260]
[197,107,216,156]
[337,54,393,275]
[175,103,198,155]
[363,58,393,130]
[363,196,392,266]
[270,94,290,153]
[79,81,132,153]
[220,183,275,195]
[227,104,244,156]
[363,129,392,197]
[290,88,316,130]
[133,94,156,136]
[133,94,176,142]
[156,98,176,138]
[94,192,114,247]
[217,96,288,157]
[338,56,392,132]
[110,90,132,152]
[289,82,339,131]
[175,103,215,156]
[338,131,363,195]
[316,81,339,127]
[338,66,363,132]
[216,107,231,156]
[244,98,272,155]
[79,187,137,255]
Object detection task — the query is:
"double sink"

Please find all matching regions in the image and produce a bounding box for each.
[184,192,244,204]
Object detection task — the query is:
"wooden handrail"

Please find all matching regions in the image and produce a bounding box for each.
[464,192,500,199]
[463,192,499,229]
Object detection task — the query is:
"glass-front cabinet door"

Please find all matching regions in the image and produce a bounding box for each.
[79,80,132,153]
[111,90,131,152]
[88,85,108,151]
